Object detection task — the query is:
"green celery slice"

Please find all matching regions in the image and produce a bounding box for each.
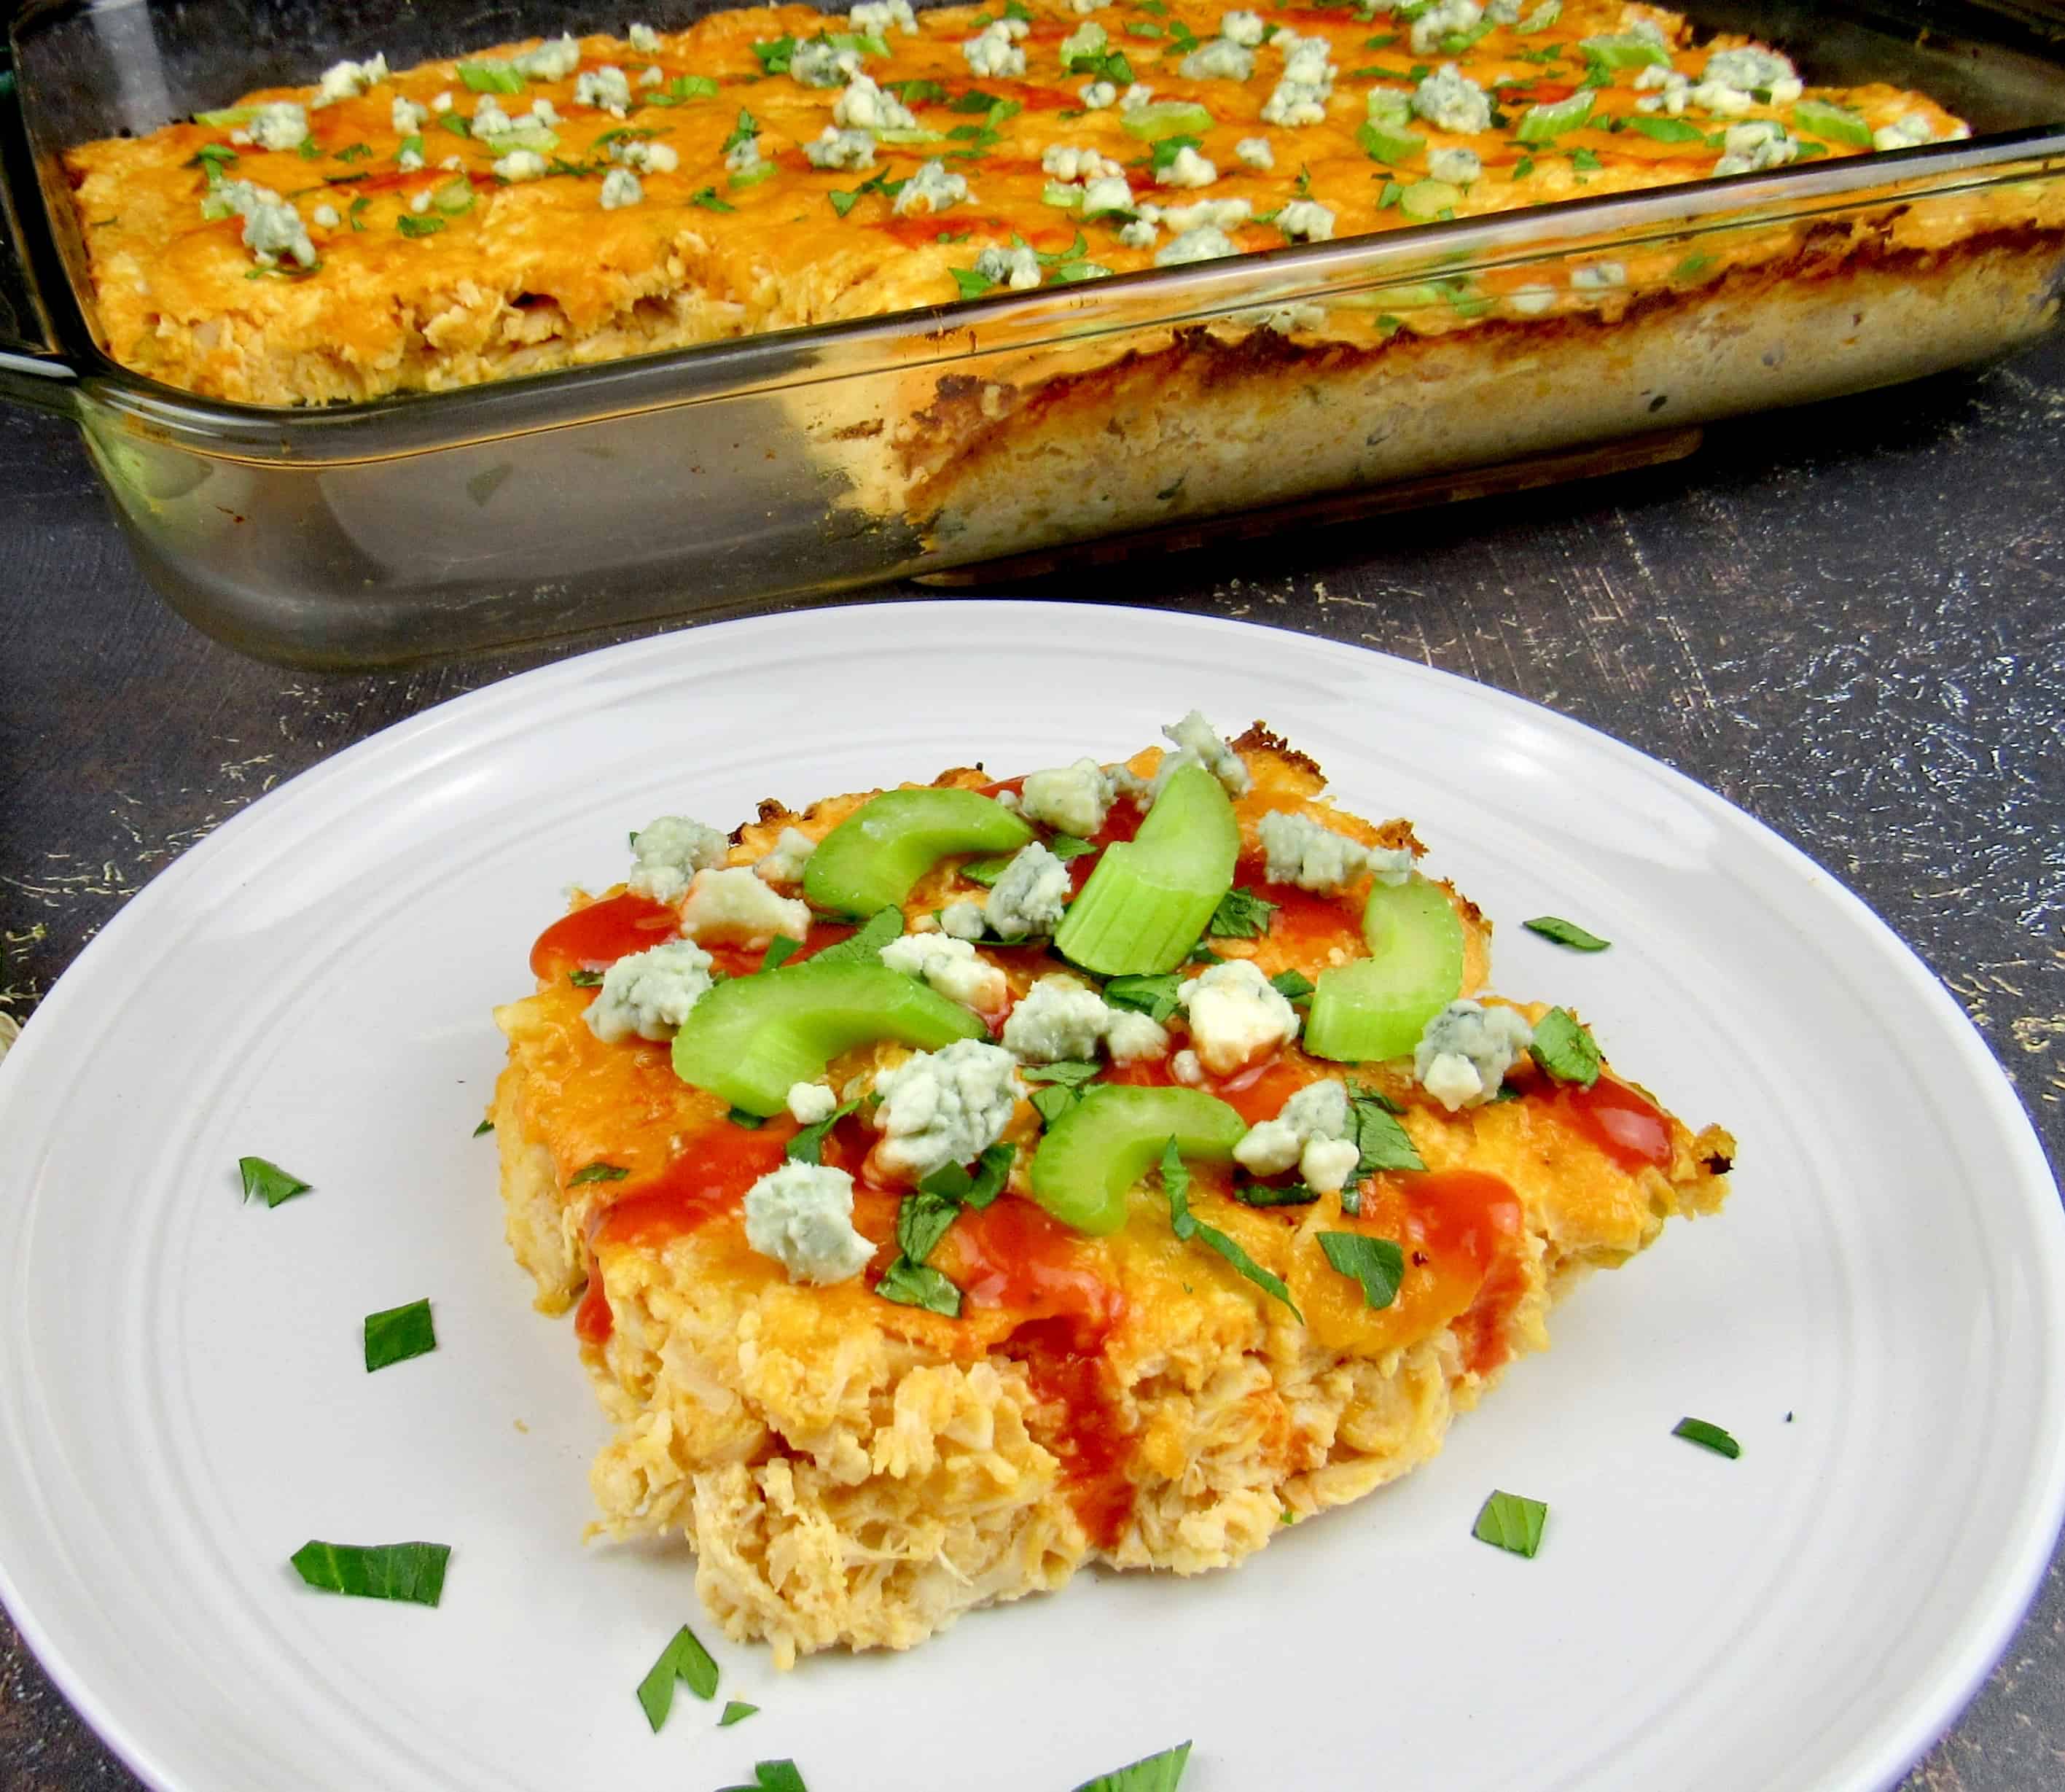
[1121,101,1214,140]
[803,787,1031,915]
[1029,1084,1246,1234]
[1358,121,1425,164]
[1303,876,1465,1062]
[672,959,984,1115]
[1055,764,1238,974]
[1515,91,1594,142]
[1399,179,1461,218]
[1792,98,1873,149]
[1579,32,1671,68]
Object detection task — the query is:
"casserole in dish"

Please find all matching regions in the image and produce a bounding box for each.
[2,0,2061,666]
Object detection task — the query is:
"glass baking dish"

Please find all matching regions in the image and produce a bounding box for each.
[2,0,2061,669]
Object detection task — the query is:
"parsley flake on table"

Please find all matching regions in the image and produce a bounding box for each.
[362,1298,437,1371]
[238,1154,311,1208]
[1523,915,1611,951]
[1673,1416,1742,1458]
[1071,1740,1193,1791]
[1472,1490,1548,1558]
[636,1622,719,1731]
[290,1540,450,1605]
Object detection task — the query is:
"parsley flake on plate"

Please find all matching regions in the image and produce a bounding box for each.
[1071,1740,1192,1791]
[1472,1490,1547,1558]
[636,1622,719,1731]
[1673,1416,1742,1458]
[238,1154,311,1208]
[290,1540,450,1605]
[362,1298,437,1371]
[1523,915,1611,951]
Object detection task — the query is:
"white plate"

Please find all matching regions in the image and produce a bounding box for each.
[1,602,2061,1792]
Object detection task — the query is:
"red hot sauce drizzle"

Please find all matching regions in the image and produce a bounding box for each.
[1554,1077,1674,1173]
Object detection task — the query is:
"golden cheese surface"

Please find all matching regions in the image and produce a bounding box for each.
[65,0,1975,402]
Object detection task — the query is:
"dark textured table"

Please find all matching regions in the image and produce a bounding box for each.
[2,333,2061,1790]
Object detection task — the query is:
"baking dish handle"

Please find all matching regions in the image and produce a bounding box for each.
[0,58,80,416]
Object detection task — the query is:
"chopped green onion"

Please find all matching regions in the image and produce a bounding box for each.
[1529,1007,1601,1087]
[363,1298,437,1371]
[720,1701,760,1726]
[568,1161,629,1185]
[290,1540,450,1605]
[1673,1416,1741,1458]
[636,1623,719,1731]
[1472,1489,1547,1557]
[1522,915,1610,951]
[238,1155,311,1208]
[1318,1231,1405,1309]
[1071,1741,1193,1792]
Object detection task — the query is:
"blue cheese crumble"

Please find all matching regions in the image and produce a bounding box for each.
[787,1080,840,1125]
[743,1162,876,1284]
[870,1040,1023,1183]
[1409,0,1482,55]
[1275,198,1335,242]
[1414,1000,1534,1110]
[628,814,728,905]
[1261,33,1335,128]
[791,39,862,87]
[1233,1077,1359,1194]
[983,841,1071,939]
[963,19,1029,79]
[1412,65,1492,135]
[1179,37,1257,83]
[975,242,1042,290]
[1236,136,1273,169]
[894,159,971,215]
[880,932,1007,1012]
[1019,757,1115,836]
[200,179,317,269]
[574,66,633,116]
[851,0,920,35]
[1257,809,1412,891]
[246,102,310,152]
[515,34,583,81]
[806,126,878,170]
[1179,958,1299,1075]
[1002,975,1114,1063]
[835,71,918,131]
[314,55,389,106]
[1156,146,1219,189]
[754,827,816,886]
[584,939,716,1043]
[679,867,812,946]
[599,167,644,208]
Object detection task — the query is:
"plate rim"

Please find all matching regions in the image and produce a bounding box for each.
[1,598,2060,1792]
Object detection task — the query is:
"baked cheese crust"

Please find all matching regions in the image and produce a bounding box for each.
[491,722,1733,1664]
[64,0,2008,405]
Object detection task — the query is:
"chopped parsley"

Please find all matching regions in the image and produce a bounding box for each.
[890,77,950,103]
[647,74,721,106]
[762,935,803,970]
[717,1765,810,1792]
[1207,885,1277,939]
[727,1106,768,1129]
[636,1623,719,1731]
[1627,115,1706,144]
[567,1161,629,1185]
[569,966,605,986]
[875,1255,964,1317]
[1318,1231,1405,1309]
[786,1101,857,1164]
[810,907,904,966]
[1268,969,1316,1005]
[1162,1141,1302,1320]
[472,1117,494,1137]
[1472,1489,1547,1558]
[290,1540,450,1605]
[722,109,760,157]
[238,1154,311,1208]
[1673,1417,1742,1459]
[1523,915,1610,951]
[691,187,737,211]
[1230,1180,1319,1207]
[1529,1006,1602,1087]
[1147,134,1204,176]
[1104,972,1182,1023]
[397,214,445,238]
[951,266,999,299]
[362,1298,437,1371]
[751,35,797,74]
[1070,1741,1193,1792]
